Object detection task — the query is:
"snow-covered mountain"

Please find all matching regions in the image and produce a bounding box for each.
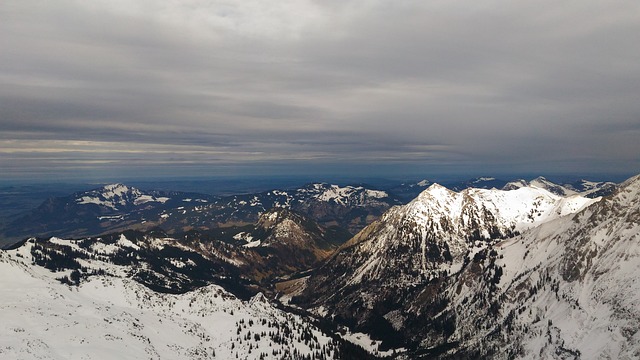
[390,177,511,202]
[300,183,597,290]
[0,239,376,359]
[292,177,640,358]
[1,184,218,243]
[503,176,617,198]
[74,183,170,209]
[5,210,344,297]
[2,175,636,359]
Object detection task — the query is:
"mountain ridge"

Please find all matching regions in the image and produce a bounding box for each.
[292,175,638,358]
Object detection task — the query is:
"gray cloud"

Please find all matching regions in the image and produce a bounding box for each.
[1,0,639,180]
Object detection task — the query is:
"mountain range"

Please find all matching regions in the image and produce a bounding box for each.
[0,174,636,359]
[292,176,640,358]
[0,177,616,248]
[0,183,398,247]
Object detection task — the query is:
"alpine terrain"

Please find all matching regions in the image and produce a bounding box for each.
[0,175,638,359]
[1,183,398,247]
[293,175,640,359]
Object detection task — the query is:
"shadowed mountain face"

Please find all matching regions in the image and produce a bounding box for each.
[7,206,345,296]
[1,184,219,244]
[292,177,640,358]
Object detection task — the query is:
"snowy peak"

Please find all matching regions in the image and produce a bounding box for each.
[503,176,617,198]
[410,184,595,236]
[421,182,455,197]
[309,185,598,299]
[528,176,576,196]
[302,183,389,206]
[502,179,529,190]
[297,173,640,359]
[75,183,169,210]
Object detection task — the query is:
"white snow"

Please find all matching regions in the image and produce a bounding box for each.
[315,185,388,205]
[340,331,402,358]
[133,195,170,205]
[473,177,495,182]
[0,243,343,360]
[243,240,262,248]
[75,184,170,209]
[76,195,118,209]
[116,234,140,250]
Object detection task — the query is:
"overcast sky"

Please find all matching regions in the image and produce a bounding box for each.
[2,0,640,181]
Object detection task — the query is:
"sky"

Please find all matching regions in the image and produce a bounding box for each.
[2,0,640,182]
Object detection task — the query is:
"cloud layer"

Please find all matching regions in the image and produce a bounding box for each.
[2,0,640,180]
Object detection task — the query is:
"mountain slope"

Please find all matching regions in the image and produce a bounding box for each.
[192,208,348,283]
[244,209,345,271]
[482,174,640,358]
[0,245,361,360]
[5,206,345,297]
[300,183,596,291]
[292,181,636,357]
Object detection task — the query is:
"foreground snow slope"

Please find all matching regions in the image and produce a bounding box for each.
[491,174,640,359]
[0,244,344,360]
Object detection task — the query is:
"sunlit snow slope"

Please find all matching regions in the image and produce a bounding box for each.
[295,179,640,358]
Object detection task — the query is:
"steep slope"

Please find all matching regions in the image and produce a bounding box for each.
[195,208,348,283]
[486,174,640,358]
[293,182,615,357]
[0,244,367,360]
[437,174,640,359]
[242,209,345,272]
[301,183,595,291]
[6,207,345,296]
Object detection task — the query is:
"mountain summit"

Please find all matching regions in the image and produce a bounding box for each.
[292,177,639,357]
